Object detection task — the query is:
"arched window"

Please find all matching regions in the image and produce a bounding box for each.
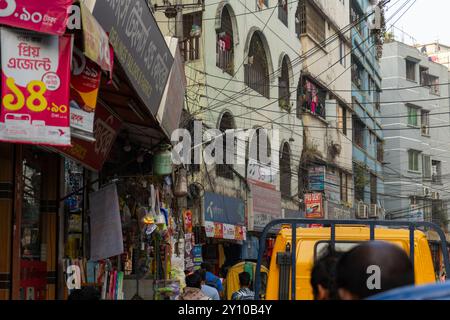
[245,32,270,98]
[216,6,234,75]
[279,56,291,112]
[216,112,235,179]
[280,142,291,198]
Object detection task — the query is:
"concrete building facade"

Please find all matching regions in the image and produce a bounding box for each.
[381,40,450,230]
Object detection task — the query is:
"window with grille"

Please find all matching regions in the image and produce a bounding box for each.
[376,138,383,163]
[432,160,442,184]
[216,112,235,179]
[216,6,234,75]
[406,59,417,82]
[350,1,363,36]
[353,116,365,149]
[279,56,291,111]
[370,174,377,205]
[408,149,420,172]
[297,77,326,118]
[280,143,291,198]
[337,105,347,136]
[340,171,349,203]
[423,155,432,180]
[421,110,430,135]
[244,32,270,98]
[407,105,419,127]
[181,12,202,62]
[296,0,325,43]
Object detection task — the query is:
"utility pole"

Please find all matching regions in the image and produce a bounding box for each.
[175,0,184,40]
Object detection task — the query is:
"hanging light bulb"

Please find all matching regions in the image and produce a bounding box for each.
[123,139,132,152]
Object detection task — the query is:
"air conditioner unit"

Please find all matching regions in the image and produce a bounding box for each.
[423,186,431,198]
[369,204,379,218]
[432,192,440,200]
[357,202,369,219]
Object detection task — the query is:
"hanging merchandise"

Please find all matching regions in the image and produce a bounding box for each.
[0,0,73,35]
[174,168,188,197]
[183,210,193,234]
[153,145,173,176]
[70,46,102,140]
[0,27,72,146]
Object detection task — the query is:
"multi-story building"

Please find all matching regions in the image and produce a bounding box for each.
[380,40,450,230]
[153,0,304,267]
[416,42,450,71]
[350,0,384,219]
[296,0,354,220]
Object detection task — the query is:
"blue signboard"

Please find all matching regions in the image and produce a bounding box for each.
[204,192,245,226]
[308,166,325,191]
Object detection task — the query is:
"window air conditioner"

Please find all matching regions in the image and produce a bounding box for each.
[357,202,369,219]
[369,204,379,218]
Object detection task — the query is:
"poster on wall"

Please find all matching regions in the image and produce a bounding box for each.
[70,46,102,139]
[0,0,73,35]
[308,166,325,191]
[0,27,72,146]
[305,193,324,219]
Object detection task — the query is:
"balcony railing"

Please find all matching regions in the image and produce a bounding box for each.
[180,36,200,62]
[216,42,233,75]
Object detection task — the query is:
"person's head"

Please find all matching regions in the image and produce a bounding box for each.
[185,272,203,289]
[201,262,213,273]
[68,286,100,300]
[336,241,415,300]
[196,269,207,284]
[239,271,251,288]
[310,246,343,300]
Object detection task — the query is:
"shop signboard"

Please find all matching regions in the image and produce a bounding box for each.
[204,192,245,226]
[249,181,282,231]
[392,210,424,222]
[325,167,341,203]
[156,37,186,138]
[204,192,246,241]
[305,193,324,219]
[0,28,72,146]
[0,0,72,35]
[91,0,174,117]
[247,158,277,189]
[56,101,122,171]
[204,221,246,241]
[308,166,325,191]
[79,2,112,73]
[70,47,102,139]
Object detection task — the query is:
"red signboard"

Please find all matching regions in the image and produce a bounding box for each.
[0,28,72,146]
[305,193,324,219]
[57,102,122,171]
[0,0,72,35]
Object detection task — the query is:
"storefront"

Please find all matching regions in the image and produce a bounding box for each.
[0,1,185,300]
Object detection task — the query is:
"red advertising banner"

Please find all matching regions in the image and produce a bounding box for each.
[57,102,122,171]
[0,28,72,146]
[204,221,246,241]
[70,47,102,136]
[305,193,324,219]
[0,0,72,35]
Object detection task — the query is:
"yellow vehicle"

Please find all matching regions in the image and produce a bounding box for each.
[254,219,450,300]
[224,261,269,300]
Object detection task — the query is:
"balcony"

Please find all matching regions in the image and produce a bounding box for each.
[180,36,200,62]
[216,41,233,75]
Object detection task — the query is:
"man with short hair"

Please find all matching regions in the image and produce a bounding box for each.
[201,262,224,293]
[231,271,255,300]
[310,246,343,300]
[336,241,415,300]
[197,269,220,300]
[178,272,211,300]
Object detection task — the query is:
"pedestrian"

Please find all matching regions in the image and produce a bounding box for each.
[231,271,255,300]
[310,246,343,300]
[178,272,212,300]
[336,241,415,300]
[197,269,220,300]
[201,262,224,293]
